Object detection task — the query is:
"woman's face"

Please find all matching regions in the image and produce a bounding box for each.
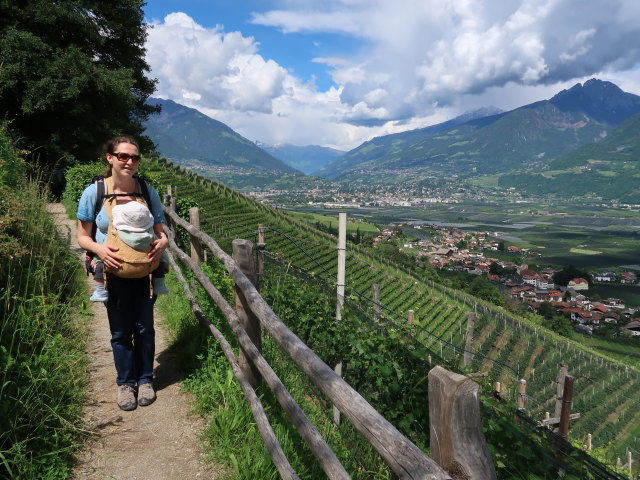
[107,142,140,176]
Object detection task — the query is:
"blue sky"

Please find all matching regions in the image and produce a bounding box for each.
[142,1,640,150]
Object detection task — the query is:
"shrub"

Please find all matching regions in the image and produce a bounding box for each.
[0,124,26,189]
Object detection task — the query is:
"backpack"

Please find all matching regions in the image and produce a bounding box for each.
[84,175,155,277]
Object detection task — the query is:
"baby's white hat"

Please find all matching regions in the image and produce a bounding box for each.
[112,201,154,232]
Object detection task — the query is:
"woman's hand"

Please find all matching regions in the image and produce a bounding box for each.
[77,219,122,270]
[148,234,169,264]
[96,243,123,270]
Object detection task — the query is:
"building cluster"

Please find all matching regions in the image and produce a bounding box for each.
[388,223,640,337]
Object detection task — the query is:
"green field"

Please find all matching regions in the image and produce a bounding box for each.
[284,210,379,235]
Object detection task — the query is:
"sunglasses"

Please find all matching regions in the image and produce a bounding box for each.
[111,152,141,162]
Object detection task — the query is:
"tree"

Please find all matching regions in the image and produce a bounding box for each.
[466,276,505,307]
[0,0,158,172]
[547,314,572,337]
[552,265,593,287]
[537,301,556,320]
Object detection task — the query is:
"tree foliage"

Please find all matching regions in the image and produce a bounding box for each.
[0,0,158,169]
[552,265,593,287]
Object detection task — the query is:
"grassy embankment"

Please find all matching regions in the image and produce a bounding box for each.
[0,131,89,479]
[156,262,392,479]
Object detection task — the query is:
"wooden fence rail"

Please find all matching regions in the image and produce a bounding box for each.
[162,200,496,479]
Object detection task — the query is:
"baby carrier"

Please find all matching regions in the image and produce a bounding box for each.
[84,175,159,278]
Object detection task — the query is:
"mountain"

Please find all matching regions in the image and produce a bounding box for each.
[498,111,640,202]
[259,143,344,175]
[549,78,640,125]
[318,79,640,183]
[143,98,300,174]
[315,106,503,179]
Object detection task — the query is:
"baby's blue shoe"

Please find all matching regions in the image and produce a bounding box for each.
[90,284,109,302]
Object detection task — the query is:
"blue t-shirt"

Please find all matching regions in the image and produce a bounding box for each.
[76,180,165,245]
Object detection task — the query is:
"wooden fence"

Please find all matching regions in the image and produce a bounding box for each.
[162,200,496,480]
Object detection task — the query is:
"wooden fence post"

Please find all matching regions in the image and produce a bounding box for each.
[463,312,476,367]
[558,375,575,439]
[334,212,347,426]
[373,283,380,321]
[517,379,527,410]
[232,239,262,389]
[189,207,202,265]
[554,365,569,424]
[257,224,265,290]
[428,366,497,480]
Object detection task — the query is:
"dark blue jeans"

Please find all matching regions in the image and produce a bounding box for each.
[106,276,156,387]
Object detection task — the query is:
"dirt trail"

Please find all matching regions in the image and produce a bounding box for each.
[49,203,223,480]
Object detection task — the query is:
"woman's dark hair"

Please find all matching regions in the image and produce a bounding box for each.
[102,136,139,177]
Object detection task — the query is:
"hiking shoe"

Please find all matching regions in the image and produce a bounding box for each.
[152,277,169,295]
[117,385,137,411]
[90,284,109,302]
[137,382,156,407]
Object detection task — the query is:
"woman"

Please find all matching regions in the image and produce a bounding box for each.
[77,136,169,411]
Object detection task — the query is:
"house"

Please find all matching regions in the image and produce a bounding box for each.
[594,271,616,282]
[622,320,640,336]
[574,324,593,335]
[602,298,626,310]
[620,272,638,284]
[568,278,589,291]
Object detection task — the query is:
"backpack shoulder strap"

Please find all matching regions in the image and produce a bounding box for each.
[93,176,105,219]
[135,176,153,209]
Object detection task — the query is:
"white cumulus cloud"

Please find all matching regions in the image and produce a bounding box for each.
[144,2,640,150]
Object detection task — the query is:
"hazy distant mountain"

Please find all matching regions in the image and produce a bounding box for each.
[259,143,344,175]
[143,98,300,174]
[318,79,640,183]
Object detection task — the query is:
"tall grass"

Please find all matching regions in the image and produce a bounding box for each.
[0,181,88,479]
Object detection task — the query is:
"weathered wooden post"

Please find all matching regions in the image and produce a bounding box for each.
[463,312,476,367]
[333,212,347,426]
[517,379,527,410]
[372,283,381,321]
[189,207,202,265]
[257,224,265,290]
[586,433,592,451]
[232,239,262,389]
[554,364,569,424]
[428,366,497,479]
[556,375,575,464]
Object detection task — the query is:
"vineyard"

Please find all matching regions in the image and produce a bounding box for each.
[142,157,640,472]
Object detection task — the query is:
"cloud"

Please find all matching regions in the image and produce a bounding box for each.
[146,13,287,113]
[252,0,640,122]
[145,3,640,150]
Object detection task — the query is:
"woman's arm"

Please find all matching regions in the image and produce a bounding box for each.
[149,223,169,264]
[77,220,123,269]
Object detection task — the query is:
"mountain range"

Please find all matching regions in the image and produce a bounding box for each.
[318,79,640,184]
[143,79,640,201]
[144,98,300,174]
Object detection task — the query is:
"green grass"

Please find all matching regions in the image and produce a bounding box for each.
[0,182,89,479]
[156,260,392,479]
[285,210,379,234]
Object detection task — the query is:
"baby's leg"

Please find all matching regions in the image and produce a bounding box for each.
[90,260,109,302]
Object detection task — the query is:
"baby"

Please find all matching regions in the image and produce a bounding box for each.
[90,201,169,302]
